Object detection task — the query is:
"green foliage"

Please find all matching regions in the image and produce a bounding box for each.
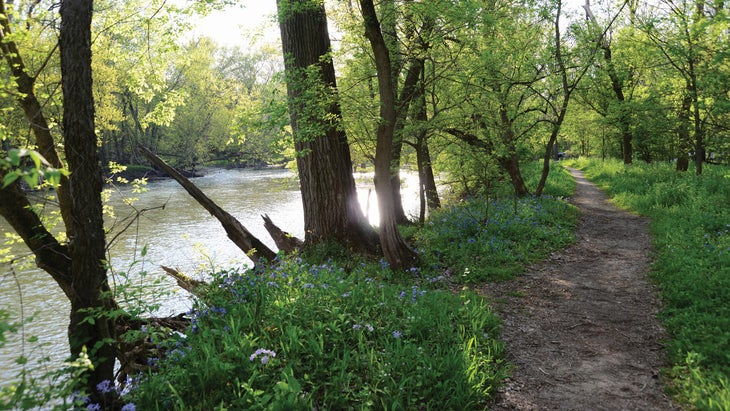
[1,149,68,189]
[573,158,730,410]
[128,257,507,409]
[412,193,577,283]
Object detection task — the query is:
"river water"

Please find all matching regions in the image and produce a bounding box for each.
[0,168,420,385]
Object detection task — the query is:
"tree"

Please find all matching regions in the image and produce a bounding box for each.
[0,0,116,399]
[359,0,418,269]
[60,0,117,396]
[276,0,378,251]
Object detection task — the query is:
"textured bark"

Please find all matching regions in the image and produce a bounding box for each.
[277,0,378,252]
[60,0,116,396]
[360,0,418,270]
[138,145,277,264]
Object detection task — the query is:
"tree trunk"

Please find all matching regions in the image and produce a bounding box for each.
[677,93,692,172]
[277,0,379,252]
[413,72,439,222]
[360,0,418,270]
[60,0,116,397]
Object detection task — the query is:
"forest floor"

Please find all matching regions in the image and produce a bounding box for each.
[478,168,682,410]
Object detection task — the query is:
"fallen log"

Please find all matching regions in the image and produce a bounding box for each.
[137,145,277,265]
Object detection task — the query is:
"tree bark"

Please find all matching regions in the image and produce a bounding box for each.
[277,0,379,252]
[60,0,116,397]
[359,0,418,270]
[138,145,277,265]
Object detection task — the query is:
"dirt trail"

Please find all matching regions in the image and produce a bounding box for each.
[481,168,680,410]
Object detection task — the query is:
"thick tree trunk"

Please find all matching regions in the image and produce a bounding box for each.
[277,0,378,252]
[360,0,418,270]
[60,0,116,397]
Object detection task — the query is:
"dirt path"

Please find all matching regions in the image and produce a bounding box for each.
[480,168,680,410]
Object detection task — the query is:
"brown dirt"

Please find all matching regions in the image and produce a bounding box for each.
[478,168,681,411]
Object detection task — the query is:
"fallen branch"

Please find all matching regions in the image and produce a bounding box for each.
[262,213,303,253]
[161,265,206,297]
[137,145,277,266]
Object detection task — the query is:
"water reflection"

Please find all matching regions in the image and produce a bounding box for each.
[0,168,420,383]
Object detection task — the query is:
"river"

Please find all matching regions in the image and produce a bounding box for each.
[0,168,420,385]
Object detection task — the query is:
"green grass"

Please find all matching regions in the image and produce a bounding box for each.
[569,158,730,410]
[127,258,507,410]
[410,161,578,283]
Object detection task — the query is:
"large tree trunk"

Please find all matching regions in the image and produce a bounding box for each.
[360,0,418,270]
[277,0,378,252]
[60,0,116,398]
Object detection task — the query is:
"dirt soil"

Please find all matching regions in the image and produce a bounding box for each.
[478,168,681,411]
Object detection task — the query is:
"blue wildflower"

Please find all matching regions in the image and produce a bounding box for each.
[250,348,277,364]
[86,404,101,411]
[121,404,137,411]
[392,330,402,339]
[96,379,114,394]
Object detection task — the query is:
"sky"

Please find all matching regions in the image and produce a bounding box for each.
[188,1,279,49]
[189,0,591,50]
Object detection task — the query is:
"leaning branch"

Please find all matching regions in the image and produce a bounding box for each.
[137,145,277,266]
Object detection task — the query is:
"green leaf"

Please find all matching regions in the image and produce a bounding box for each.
[1,172,19,189]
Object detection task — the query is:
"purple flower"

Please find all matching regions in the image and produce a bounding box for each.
[342,292,351,298]
[86,404,101,411]
[352,324,363,330]
[250,348,277,364]
[121,404,137,411]
[96,379,114,394]
[392,330,402,339]
[365,324,374,332]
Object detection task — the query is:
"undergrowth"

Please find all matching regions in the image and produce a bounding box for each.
[570,157,730,411]
[127,258,507,410]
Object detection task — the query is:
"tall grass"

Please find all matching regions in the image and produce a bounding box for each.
[570,158,730,410]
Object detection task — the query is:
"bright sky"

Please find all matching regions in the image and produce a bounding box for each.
[190,0,591,50]
[188,1,279,49]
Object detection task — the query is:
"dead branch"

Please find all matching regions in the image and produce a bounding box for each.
[137,145,277,266]
[160,265,206,297]
[262,214,303,253]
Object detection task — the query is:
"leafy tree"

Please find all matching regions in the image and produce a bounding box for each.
[358,0,419,269]
[276,0,379,251]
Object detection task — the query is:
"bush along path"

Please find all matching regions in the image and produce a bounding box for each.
[481,168,680,410]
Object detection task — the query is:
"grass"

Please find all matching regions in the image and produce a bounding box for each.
[569,157,730,410]
[409,161,578,283]
[127,258,507,410]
